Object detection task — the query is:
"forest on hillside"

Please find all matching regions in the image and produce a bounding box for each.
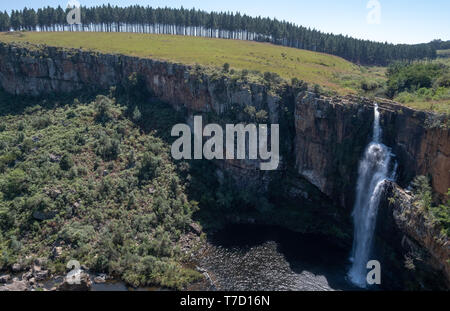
[0,5,445,66]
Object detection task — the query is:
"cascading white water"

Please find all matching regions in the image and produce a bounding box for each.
[348,104,395,288]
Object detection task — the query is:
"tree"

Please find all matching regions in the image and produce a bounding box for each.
[0,11,10,31]
[10,10,22,31]
[8,5,438,65]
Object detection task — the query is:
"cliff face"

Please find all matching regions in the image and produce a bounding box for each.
[295,92,450,206]
[0,43,282,118]
[376,181,449,289]
[0,42,449,287]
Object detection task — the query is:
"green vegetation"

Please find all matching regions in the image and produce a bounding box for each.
[437,50,450,58]
[0,88,202,289]
[0,31,385,95]
[0,5,437,65]
[412,176,450,237]
[1,31,447,113]
[386,60,450,113]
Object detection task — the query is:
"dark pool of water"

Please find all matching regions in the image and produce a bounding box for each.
[40,224,361,291]
[194,224,360,291]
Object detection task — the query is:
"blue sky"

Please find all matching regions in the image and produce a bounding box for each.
[2,0,449,44]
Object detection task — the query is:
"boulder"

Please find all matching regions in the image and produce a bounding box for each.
[52,246,63,259]
[57,269,91,291]
[0,274,11,284]
[34,270,49,281]
[93,274,106,284]
[0,278,28,291]
[49,153,61,163]
[189,222,202,236]
[32,210,56,221]
[12,263,23,272]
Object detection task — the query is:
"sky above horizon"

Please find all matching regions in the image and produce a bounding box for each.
[2,0,449,44]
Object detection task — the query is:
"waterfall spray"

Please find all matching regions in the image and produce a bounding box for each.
[348,104,396,288]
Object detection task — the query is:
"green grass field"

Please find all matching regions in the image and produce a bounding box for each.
[0,32,386,95]
[437,49,450,58]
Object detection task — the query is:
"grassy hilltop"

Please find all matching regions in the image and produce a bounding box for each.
[0,31,386,95]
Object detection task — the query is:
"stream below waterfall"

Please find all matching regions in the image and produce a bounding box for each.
[192,224,360,291]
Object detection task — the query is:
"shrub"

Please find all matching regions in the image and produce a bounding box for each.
[32,115,52,129]
[263,71,282,85]
[360,79,379,91]
[60,154,74,171]
[314,84,322,94]
[411,176,433,212]
[137,152,162,181]
[60,222,96,248]
[132,106,142,122]
[94,95,114,123]
[96,134,121,161]
[431,189,450,236]
[3,169,28,199]
[386,61,445,98]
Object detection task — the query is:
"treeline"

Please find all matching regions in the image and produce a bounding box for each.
[0,5,438,65]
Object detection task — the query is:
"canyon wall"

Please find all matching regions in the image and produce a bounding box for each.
[0,42,448,287]
[1,42,447,199]
[376,181,449,289]
[295,92,450,206]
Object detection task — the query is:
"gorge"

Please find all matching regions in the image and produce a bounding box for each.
[0,41,449,290]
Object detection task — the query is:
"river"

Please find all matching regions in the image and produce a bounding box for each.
[192,224,360,291]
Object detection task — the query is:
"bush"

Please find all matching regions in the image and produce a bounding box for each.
[434,73,450,88]
[60,154,74,171]
[2,169,28,199]
[96,134,121,161]
[314,84,322,94]
[132,106,142,122]
[431,189,450,236]
[60,222,96,248]
[412,176,433,212]
[32,115,52,129]
[95,95,114,123]
[386,61,445,98]
[263,71,282,85]
[137,152,162,181]
[361,79,379,91]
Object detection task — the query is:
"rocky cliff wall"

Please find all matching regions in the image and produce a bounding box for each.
[1,42,447,201]
[0,42,283,118]
[295,92,449,207]
[376,181,449,289]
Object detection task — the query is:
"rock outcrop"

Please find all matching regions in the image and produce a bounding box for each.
[295,92,450,207]
[57,269,92,291]
[376,181,449,289]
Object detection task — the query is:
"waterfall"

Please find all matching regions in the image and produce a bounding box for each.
[348,104,395,288]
